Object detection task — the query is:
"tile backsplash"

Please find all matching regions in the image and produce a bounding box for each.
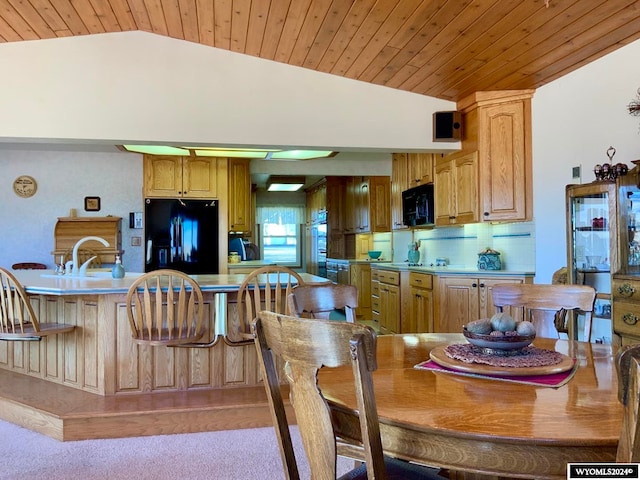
[385,221,536,271]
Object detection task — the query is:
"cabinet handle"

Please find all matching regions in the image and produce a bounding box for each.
[479,283,485,288]
[618,283,636,298]
[484,212,489,217]
[415,279,422,284]
[472,283,478,288]
[623,313,639,326]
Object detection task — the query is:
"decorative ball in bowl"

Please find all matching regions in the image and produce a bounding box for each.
[463,316,536,355]
[367,250,382,259]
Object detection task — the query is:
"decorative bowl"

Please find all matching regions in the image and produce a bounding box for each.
[463,327,535,354]
[368,250,382,259]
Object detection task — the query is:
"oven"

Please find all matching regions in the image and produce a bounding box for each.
[326,260,338,283]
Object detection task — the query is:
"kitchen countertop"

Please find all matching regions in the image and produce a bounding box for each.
[13,269,328,296]
[227,260,276,268]
[369,262,535,276]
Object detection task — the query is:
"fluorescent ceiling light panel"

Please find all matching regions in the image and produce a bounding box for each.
[193,149,267,158]
[123,145,190,155]
[270,150,334,160]
[267,176,305,192]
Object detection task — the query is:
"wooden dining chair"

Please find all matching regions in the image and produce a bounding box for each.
[287,283,357,322]
[491,283,597,341]
[616,343,640,462]
[252,311,443,480]
[126,269,208,346]
[0,267,75,340]
[225,265,304,346]
[11,262,47,270]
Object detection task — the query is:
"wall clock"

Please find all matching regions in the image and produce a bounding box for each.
[13,175,37,198]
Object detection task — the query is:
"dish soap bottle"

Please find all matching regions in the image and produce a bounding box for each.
[111,255,125,279]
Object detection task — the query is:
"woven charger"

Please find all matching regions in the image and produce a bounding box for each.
[429,344,573,377]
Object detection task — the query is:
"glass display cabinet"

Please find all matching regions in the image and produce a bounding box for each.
[566,181,619,342]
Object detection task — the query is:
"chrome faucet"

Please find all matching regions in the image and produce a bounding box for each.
[68,236,110,276]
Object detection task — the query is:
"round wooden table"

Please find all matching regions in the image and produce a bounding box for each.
[319,333,621,479]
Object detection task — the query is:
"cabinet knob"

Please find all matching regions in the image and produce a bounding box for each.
[484,212,489,217]
[472,283,478,288]
[623,312,639,326]
[618,283,636,297]
[479,283,485,288]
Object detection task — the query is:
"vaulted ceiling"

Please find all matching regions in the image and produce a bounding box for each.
[1,0,639,102]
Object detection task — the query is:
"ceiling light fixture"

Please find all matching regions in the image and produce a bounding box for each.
[121,145,335,160]
[266,175,306,192]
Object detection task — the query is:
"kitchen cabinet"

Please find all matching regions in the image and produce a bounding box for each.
[435,274,532,333]
[228,158,252,233]
[434,151,478,225]
[434,90,533,226]
[408,153,435,188]
[326,177,345,258]
[305,181,326,226]
[373,268,411,334]
[409,272,433,333]
[350,263,371,319]
[344,176,391,234]
[371,268,381,328]
[143,155,219,198]
[391,153,409,230]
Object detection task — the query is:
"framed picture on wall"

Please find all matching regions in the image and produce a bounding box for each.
[84,196,101,212]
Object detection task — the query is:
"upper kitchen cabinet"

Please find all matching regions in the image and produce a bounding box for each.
[408,153,435,188]
[391,153,409,230]
[435,90,534,226]
[346,176,391,234]
[306,181,327,225]
[144,155,219,198]
[228,158,252,233]
[434,151,478,226]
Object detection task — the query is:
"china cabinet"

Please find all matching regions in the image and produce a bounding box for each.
[566,181,619,342]
[611,165,640,344]
[143,155,219,198]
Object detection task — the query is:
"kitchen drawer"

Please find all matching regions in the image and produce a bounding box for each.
[378,270,400,286]
[613,300,640,338]
[371,269,379,281]
[409,272,433,289]
[372,281,379,296]
[371,296,381,312]
[613,279,640,302]
[372,310,380,324]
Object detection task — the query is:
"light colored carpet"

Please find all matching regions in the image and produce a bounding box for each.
[0,420,352,479]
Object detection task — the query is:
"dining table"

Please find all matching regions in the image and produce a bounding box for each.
[318,333,622,480]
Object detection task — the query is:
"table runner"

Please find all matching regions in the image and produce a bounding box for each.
[414,359,577,388]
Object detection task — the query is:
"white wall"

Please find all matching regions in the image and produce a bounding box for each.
[0,31,457,153]
[532,39,640,283]
[0,149,143,271]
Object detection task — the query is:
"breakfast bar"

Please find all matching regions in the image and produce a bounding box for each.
[0,269,325,440]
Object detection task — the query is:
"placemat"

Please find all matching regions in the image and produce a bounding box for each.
[414,359,577,388]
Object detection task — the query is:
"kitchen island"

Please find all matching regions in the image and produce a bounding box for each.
[0,270,326,440]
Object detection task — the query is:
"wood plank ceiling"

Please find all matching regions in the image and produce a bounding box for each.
[1,0,639,102]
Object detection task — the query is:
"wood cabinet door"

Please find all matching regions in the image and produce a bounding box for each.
[357,178,370,232]
[436,277,479,332]
[479,101,529,221]
[380,283,400,334]
[478,277,527,319]
[452,152,479,224]
[182,157,218,198]
[228,158,251,232]
[408,153,434,187]
[369,176,391,232]
[343,177,358,234]
[391,153,409,230]
[411,286,433,333]
[434,158,454,225]
[351,264,371,317]
[144,155,183,197]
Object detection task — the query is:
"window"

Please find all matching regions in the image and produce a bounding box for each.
[256,205,305,266]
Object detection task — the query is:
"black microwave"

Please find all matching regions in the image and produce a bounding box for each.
[402,184,434,226]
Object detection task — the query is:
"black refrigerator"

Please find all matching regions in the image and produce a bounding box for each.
[144,198,219,274]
